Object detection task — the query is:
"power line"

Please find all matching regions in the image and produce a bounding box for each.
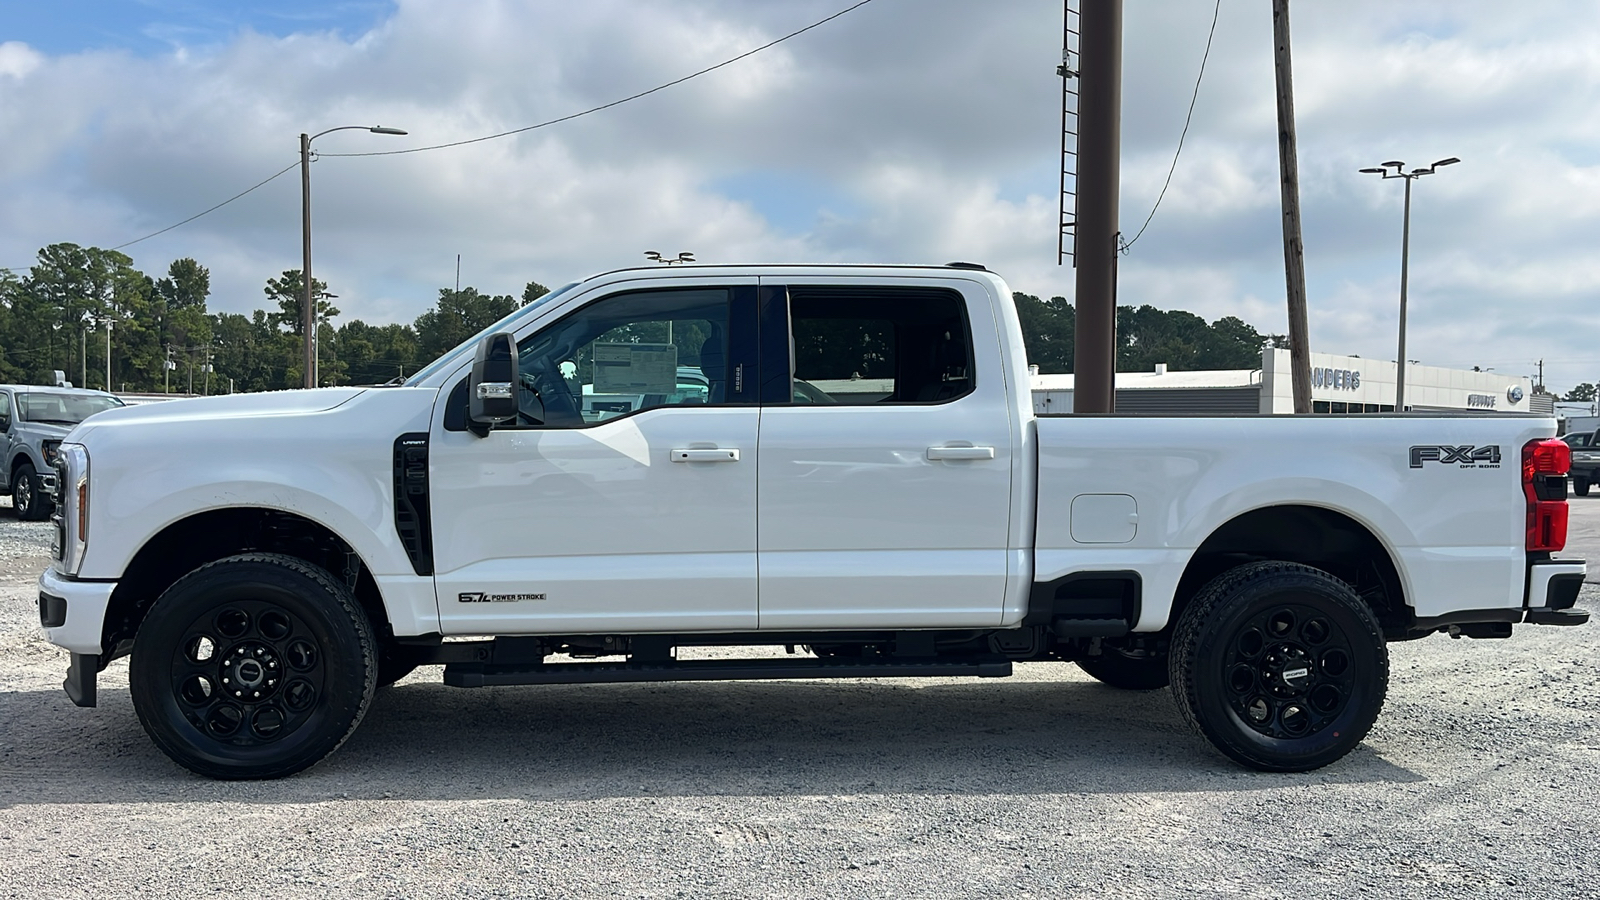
[2,160,300,272]
[321,0,880,158]
[1,0,879,272]
[1121,0,1222,253]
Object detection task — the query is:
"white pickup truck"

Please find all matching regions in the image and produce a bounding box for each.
[37,264,1587,779]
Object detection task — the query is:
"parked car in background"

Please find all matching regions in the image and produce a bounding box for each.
[0,386,125,519]
[1565,429,1599,496]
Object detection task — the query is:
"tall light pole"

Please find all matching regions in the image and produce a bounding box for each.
[300,124,407,388]
[1359,157,1459,412]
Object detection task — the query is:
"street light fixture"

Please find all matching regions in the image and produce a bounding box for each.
[1359,157,1459,412]
[299,124,408,388]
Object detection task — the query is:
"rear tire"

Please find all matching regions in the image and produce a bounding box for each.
[1575,477,1591,497]
[129,553,377,780]
[1170,561,1388,772]
[1076,647,1169,690]
[12,462,50,521]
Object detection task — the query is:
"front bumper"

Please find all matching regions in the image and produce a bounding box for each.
[38,566,115,708]
[1526,558,1587,626]
[38,566,115,654]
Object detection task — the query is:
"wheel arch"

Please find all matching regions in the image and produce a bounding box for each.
[103,507,393,660]
[9,448,35,481]
[1173,504,1408,638]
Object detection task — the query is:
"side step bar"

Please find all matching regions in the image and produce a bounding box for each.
[443,656,1013,688]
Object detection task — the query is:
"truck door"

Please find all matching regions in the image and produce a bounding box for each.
[755,278,1015,629]
[429,279,761,634]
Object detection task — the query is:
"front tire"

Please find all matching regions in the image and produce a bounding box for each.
[1170,561,1388,772]
[129,553,377,780]
[12,462,50,521]
[1575,477,1591,497]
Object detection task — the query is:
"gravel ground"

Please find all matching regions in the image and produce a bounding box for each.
[1,496,1598,899]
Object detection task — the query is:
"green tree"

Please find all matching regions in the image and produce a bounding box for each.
[413,287,518,362]
[154,258,213,388]
[1013,292,1075,373]
[1565,383,1597,403]
[1116,305,1271,372]
[335,320,422,385]
[210,310,294,393]
[0,270,33,383]
[23,243,155,391]
[522,281,551,306]
[264,270,335,336]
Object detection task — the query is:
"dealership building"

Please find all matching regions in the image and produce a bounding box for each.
[1030,348,1543,416]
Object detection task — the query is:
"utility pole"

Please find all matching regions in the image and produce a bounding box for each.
[105,319,112,392]
[1072,0,1124,414]
[301,132,316,389]
[1273,0,1312,414]
[81,328,87,389]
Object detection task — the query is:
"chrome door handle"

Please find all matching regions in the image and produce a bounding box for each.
[671,448,740,463]
[926,446,995,461]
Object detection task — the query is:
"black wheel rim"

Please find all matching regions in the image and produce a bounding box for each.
[1222,602,1356,740]
[167,600,326,746]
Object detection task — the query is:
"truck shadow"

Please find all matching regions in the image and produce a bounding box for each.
[0,673,1424,807]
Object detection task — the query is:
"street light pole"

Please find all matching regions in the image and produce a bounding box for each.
[1396,173,1412,413]
[1359,157,1459,412]
[299,124,408,388]
[300,132,313,389]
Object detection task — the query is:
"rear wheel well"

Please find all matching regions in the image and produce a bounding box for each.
[103,508,391,659]
[1173,505,1407,637]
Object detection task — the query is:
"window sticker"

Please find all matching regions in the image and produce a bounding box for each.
[592,342,678,393]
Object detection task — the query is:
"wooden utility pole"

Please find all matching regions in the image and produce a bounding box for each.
[1273,0,1312,414]
[1072,0,1124,414]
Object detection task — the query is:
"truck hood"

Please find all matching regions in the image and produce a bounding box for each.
[68,388,367,438]
[13,420,73,439]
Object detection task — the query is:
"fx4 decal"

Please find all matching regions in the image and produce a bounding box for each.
[1409,445,1502,469]
[458,592,548,603]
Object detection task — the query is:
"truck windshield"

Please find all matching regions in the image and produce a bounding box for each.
[404,282,580,387]
[17,392,124,425]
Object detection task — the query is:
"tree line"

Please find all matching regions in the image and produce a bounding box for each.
[0,243,548,393]
[1013,292,1287,374]
[0,243,1284,394]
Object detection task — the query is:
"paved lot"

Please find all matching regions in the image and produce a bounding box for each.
[0,498,1597,899]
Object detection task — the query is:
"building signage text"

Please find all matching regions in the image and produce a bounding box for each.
[1314,367,1361,391]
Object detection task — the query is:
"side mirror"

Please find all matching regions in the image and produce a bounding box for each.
[468,331,518,437]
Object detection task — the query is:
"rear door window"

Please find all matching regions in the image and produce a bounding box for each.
[782,286,974,406]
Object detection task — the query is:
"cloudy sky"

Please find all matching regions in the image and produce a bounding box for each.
[2,0,1597,392]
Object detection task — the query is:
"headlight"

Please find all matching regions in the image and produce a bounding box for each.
[53,443,89,576]
[41,440,61,466]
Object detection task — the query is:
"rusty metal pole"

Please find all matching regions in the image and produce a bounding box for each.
[1273,0,1312,414]
[1072,0,1123,414]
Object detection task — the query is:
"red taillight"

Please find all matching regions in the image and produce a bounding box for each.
[1523,439,1569,552]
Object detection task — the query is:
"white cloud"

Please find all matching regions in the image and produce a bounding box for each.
[1,0,1598,392]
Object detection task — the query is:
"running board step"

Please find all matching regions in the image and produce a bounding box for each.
[443,656,1013,688]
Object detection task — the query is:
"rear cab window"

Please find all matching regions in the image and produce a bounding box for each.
[774,285,976,406]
